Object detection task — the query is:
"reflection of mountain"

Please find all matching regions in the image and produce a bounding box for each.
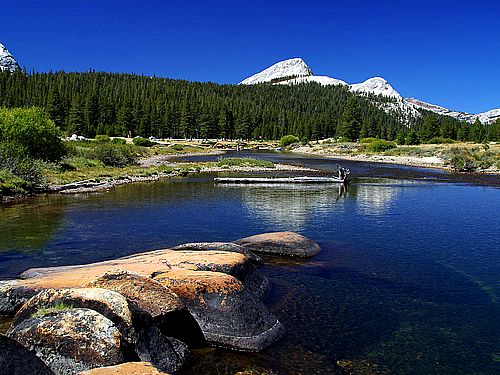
[220,184,347,230]
[0,202,65,252]
[354,181,407,215]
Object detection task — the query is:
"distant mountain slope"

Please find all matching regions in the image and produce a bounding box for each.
[241,58,499,124]
[0,43,19,72]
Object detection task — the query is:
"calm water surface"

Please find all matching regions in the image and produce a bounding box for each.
[1,153,499,374]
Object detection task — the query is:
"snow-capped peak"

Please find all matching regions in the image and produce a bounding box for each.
[0,43,19,72]
[349,77,401,99]
[240,58,313,85]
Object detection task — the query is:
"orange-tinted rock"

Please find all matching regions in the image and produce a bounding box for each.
[85,270,184,318]
[236,231,321,258]
[154,270,283,351]
[78,362,169,375]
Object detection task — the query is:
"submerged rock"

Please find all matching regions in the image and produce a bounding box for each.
[0,333,54,375]
[172,242,263,264]
[154,269,284,351]
[235,231,321,258]
[78,361,169,375]
[8,308,123,374]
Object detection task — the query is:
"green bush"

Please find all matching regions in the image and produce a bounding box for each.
[0,141,44,193]
[360,137,379,144]
[94,134,111,143]
[0,107,65,161]
[406,131,421,145]
[216,157,274,168]
[448,148,476,171]
[300,136,310,146]
[425,137,455,144]
[365,139,397,152]
[0,169,29,195]
[279,135,300,147]
[133,137,154,147]
[94,143,138,167]
[111,138,126,145]
[170,144,184,151]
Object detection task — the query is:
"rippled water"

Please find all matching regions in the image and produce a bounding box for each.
[1,153,499,374]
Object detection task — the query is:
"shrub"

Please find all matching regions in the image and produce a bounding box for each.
[360,137,379,144]
[93,143,138,167]
[94,134,111,143]
[300,136,310,146]
[0,141,44,193]
[365,139,397,152]
[0,169,29,195]
[396,132,406,145]
[111,138,126,145]
[279,135,300,148]
[447,148,476,171]
[426,137,455,144]
[133,137,154,147]
[406,131,421,145]
[216,157,274,168]
[170,144,184,151]
[0,107,65,161]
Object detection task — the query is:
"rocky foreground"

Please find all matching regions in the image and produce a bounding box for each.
[0,232,320,375]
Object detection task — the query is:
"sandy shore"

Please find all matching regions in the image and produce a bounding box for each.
[292,146,447,169]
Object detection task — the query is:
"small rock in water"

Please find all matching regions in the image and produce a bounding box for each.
[235,231,321,258]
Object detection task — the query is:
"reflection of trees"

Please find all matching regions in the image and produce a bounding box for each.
[220,184,348,230]
[0,202,65,252]
[353,181,404,215]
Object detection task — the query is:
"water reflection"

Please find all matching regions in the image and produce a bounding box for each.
[218,179,410,229]
[218,183,348,230]
[0,200,66,252]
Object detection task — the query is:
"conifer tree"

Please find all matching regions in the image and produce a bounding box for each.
[339,97,361,141]
[47,86,66,129]
[68,96,86,135]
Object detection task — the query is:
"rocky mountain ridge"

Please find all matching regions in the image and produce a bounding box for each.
[240,58,499,124]
[0,43,19,72]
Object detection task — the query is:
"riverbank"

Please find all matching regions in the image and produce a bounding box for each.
[291,142,500,174]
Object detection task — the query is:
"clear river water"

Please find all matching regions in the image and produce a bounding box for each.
[0,151,499,374]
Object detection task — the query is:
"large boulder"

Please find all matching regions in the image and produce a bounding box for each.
[86,270,204,348]
[85,270,184,319]
[0,280,39,315]
[235,231,321,258]
[8,308,123,374]
[2,249,269,311]
[0,333,54,375]
[153,269,284,351]
[78,362,168,375]
[172,242,263,264]
[11,288,135,343]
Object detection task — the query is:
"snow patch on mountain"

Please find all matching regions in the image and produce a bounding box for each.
[0,43,19,72]
[407,98,500,124]
[240,58,313,85]
[349,77,401,99]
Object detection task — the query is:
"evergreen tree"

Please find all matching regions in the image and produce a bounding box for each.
[47,86,65,129]
[419,113,439,141]
[68,96,86,135]
[470,119,485,143]
[117,99,134,137]
[339,97,361,141]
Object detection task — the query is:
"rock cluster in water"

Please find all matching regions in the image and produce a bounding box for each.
[0,231,320,374]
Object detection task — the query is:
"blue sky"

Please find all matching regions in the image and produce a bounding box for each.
[2,0,499,113]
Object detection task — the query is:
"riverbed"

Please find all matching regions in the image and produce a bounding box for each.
[1,152,499,374]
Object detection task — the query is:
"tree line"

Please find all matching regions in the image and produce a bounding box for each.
[0,69,497,142]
